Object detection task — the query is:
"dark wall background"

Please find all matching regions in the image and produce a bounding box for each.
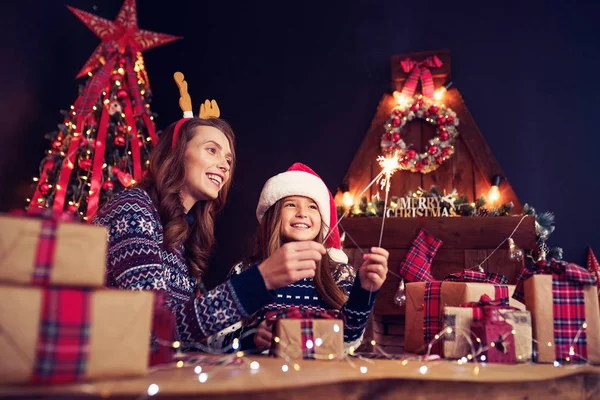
[1,0,598,287]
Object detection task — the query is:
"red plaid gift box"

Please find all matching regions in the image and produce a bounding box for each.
[470,306,516,364]
[0,285,154,384]
[405,270,525,355]
[516,260,600,364]
[0,212,107,287]
[267,307,344,360]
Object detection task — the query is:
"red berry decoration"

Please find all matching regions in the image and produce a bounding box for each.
[39,182,51,195]
[114,135,126,146]
[392,133,401,142]
[52,140,62,149]
[429,105,438,114]
[415,161,423,172]
[117,89,129,99]
[407,149,417,159]
[393,109,402,115]
[447,116,455,124]
[424,112,430,117]
[436,116,446,125]
[102,180,115,191]
[392,117,401,127]
[439,131,449,141]
[67,204,78,213]
[79,158,92,171]
[428,145,438,155]
[410,104,418,112]
[422,158,429,165]
[436,156,444,164]
[442,147,451,156]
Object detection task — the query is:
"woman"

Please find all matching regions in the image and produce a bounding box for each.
[93,73,324,350]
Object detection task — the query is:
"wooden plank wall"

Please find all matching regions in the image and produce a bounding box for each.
[338,89,522,212]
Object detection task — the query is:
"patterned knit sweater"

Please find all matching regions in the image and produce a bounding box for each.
[208,261,377,352]
[93,188,274,350]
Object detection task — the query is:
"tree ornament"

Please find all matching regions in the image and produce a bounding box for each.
[114,135,126,146]
[108,100,122,116]
[39,182,52,195]
[67,204,78,213]
[111,73,123,82]
[117,89,129,99]
[102,179,115,191]
[52,140,62,150]
[79,157,92,171]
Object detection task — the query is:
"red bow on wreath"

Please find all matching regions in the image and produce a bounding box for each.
[400,56,443,99]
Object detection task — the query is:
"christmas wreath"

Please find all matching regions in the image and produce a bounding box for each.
[381,94,459,174]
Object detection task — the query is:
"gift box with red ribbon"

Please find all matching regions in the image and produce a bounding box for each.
[404,270,525,355]
[0,211,107,287]
[443,294,532,362]
[268,307,344,361]
[514,260,600,364]
[0,285,154,384]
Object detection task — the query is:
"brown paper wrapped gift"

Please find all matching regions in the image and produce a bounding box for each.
[524,274,600,364]
[405,282,525,354]
[0,214,107,287]
[0,285,153,384]
[443,307,532,362]
[270,319,344,360]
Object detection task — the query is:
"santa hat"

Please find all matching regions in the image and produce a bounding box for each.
[256,162,348,264]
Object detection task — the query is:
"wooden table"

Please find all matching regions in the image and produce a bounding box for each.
[1,356,599,399]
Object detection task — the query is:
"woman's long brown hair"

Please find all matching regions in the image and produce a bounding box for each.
[137,118,236,278]
[251,199,347,309]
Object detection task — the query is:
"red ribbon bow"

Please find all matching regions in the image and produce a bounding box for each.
[399,55,443,99]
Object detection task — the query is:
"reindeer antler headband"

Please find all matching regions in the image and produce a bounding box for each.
[171,72,220,149]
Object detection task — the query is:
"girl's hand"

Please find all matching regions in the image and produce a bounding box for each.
[253,319,274,349]
[258,241,325,290]
[358,247,389,292]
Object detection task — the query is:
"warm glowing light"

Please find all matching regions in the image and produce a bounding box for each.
[194,366,202,374]
[487,185,500,203]
[433,87,446,101]
[342,192,354,209]
[176,361,184,368]
[147,384,159,396]
[172,341,181,349]
[393,91,408,106]
[360,366,368,374]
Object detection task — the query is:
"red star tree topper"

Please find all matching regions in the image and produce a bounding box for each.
[27,0,180,220]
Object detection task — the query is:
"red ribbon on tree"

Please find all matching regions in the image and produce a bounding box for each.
[85,97,110,220]
[400,55,443,99]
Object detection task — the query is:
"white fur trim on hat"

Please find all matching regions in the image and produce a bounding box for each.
[256,170,331,235]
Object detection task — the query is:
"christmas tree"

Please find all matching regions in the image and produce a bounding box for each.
[27,0,180,221]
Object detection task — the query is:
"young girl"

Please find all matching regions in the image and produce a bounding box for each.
[93,73,325,351]
[209,162,389,352]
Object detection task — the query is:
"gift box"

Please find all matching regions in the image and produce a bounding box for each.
[444,304,532,362]
[270,319,345,360]
[405,276,525,355]
[268,308,344,360]
[0,285,154,384]
[0,214,107,287]
[470,307,516,364]
[517,261,600,364]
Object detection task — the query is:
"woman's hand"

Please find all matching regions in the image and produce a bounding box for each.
[358,247,389,292]
[253,319,274,349]
[258,241,325,290]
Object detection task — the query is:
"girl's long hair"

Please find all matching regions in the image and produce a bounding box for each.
[137,118,236,278]
[251,199,347,309]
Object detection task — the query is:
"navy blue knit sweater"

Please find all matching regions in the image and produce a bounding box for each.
[207,261,377,352]
[93,188,274,350]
